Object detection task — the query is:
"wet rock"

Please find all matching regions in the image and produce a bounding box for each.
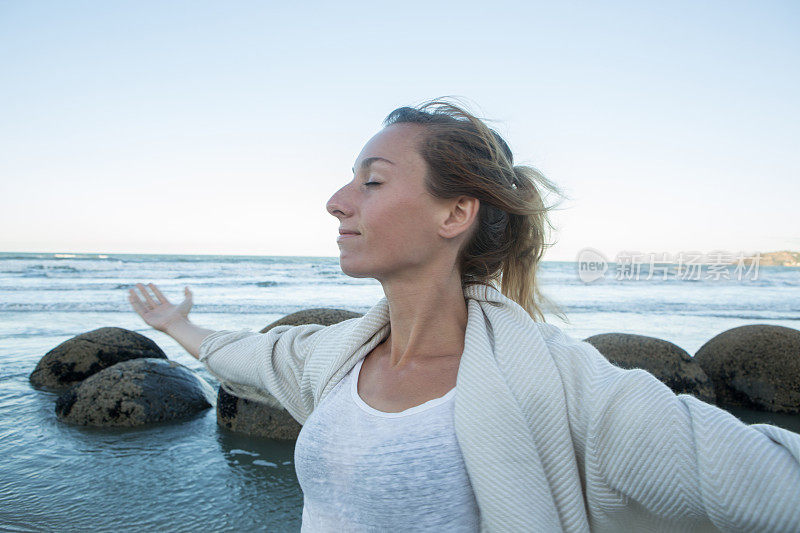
[216,387,302,440]
[693,324,800,414]
[217,307,362,440]
[55,358,216,427]
[30,327,167,391]
[584,332,716,403]
[258,308,362,332]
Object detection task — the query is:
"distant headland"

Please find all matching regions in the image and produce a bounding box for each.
[758,250,800,267]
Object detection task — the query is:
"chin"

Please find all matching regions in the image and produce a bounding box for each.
[338,257,373,279]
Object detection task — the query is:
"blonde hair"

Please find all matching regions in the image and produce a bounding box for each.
[383,97,568,323]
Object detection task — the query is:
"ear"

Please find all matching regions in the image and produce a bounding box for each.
[439,196,480,240]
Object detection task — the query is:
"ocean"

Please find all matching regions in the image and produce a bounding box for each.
[1,251,798,531]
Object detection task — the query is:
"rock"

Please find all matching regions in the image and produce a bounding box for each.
[584,333,716,403]
[258,308,362,332]
[693,324,800,414]
[216,307,362,440]
[216,387,302,440]
[55,358,216,427]
[30,327,167,391]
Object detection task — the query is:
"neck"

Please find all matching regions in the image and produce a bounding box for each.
[377,260,468,370]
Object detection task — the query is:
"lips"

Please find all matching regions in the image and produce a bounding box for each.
[337,229,359,243]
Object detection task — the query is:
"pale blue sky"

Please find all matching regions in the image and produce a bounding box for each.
[1,1,797,261]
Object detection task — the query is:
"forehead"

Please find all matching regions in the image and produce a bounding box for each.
[353,123,426,172]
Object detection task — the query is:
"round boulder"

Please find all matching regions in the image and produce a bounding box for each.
[217,307,362,440]
[55,358,216,427]
[30,327,167,391]
[258,308,362,332]
[693,324,800,414]
[216,387,302,440]
[584,333,716,403]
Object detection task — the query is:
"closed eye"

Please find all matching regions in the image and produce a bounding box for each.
[365,182,381,187]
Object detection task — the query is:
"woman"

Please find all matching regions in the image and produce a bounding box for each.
[129,99,800,532]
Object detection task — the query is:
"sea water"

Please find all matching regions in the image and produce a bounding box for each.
[1,252,798,531]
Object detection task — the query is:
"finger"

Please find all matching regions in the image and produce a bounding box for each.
[149,283,169,305]
[128,287,143,306]
[128,289,147,315]
[136,283,157,307]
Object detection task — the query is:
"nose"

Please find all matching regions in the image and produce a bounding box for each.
[326,184,350,219]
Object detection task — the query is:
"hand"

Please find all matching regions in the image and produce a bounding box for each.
[128,283,193,333]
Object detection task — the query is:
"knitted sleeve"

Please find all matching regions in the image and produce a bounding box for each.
[198,323,328,423]
[559,335,800,532]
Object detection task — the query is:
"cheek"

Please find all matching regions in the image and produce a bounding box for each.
[374,198,438,245]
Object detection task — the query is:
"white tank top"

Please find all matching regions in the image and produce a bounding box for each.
[294,356,481,532]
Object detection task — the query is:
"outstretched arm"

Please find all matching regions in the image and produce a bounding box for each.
[197,324,328,421]
[128,282,330,422]
[589,364,799,531]
[549,329,800,532]
[164,317,215,360]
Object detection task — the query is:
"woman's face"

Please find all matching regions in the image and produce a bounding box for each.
[326,123,455,282]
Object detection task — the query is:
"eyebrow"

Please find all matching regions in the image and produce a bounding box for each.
[352,156,395,174]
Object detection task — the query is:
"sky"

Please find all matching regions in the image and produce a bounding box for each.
[1,1,798,262]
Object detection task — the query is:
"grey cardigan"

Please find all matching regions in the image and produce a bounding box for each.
[199,283,800,532]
